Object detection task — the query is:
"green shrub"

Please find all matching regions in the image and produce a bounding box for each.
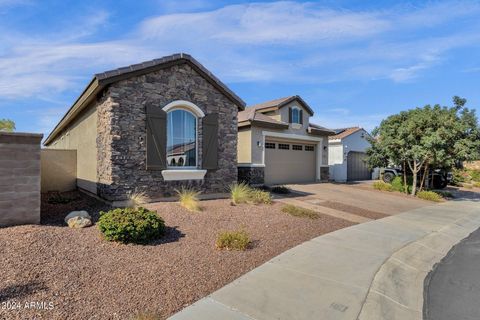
[47,193,74,204]
[271,185,291,194]
[230,182,252,205]
[281,204,320,219]
[216,229,250,250]
[373,181,394,192]
[435,190,454,198]
[470,169,480,182]
[249,189,272,204]
[474,181,480,188]
[175,187,201,212]
[416,191,443,202]
[98,207,165,244]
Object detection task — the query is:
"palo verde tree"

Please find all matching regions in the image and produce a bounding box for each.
[366,96,480,195]
[0,119,15,132]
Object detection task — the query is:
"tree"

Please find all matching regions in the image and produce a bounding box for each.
[0,119,15,132]
[366,97,479,195]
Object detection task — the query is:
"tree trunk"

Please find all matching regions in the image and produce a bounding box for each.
[419,161,429,191]
[403,160,408,194]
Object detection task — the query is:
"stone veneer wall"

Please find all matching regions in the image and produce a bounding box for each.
[96,63,238,201]
[320,167,330,182]
[238,166,265,186]
[0,132,43,226]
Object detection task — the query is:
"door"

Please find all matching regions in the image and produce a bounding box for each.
[347,151,371,181]
[264,140,316,185]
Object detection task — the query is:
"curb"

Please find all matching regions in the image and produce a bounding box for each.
[357,206,480,320]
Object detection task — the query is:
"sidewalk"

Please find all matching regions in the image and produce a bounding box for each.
[168,199,480,320]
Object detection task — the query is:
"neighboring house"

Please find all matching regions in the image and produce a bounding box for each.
[44,53,245,202]
[328,127,372,182]
[237,96,335,185]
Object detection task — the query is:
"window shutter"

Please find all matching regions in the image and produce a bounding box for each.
[202,113,218,170]
[146,105,167,170]
[288,107,292,123]
[299,109,303,124]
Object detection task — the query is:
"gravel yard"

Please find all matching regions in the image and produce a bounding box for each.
[0,191,353,320]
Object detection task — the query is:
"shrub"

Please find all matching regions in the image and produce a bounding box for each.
[126,191,149,209]
[47,193,74,204]
[133,311,162,320]
[463,183,474,189]
[470,169,480,182]
[271,185,291,194]
[373,181,394,192]
[98,207,165,244]
[249,189,272,205]
[416,191,443,202]
[281,204,320,219]
[230,182,251,205]
[216,229,250,250]
[175,187,201,212]
[435,190,454,198]
[474,181,480,188]
[230,183,272,205]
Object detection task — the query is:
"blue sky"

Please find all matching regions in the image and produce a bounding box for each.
[1,0,479,136]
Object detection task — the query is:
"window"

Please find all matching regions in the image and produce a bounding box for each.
[278,143,290,150]
[167,109,197,167]
[292,145,302,151]
[292,108,301,124]
[305,145,314,151]
[265,142,276,149]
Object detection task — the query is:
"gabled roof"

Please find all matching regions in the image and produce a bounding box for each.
[238,107,289,129]
[248,95,314,116]
[329,127,364,140]
[44,53,245,146]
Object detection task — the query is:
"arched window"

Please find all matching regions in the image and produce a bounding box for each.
[163,100,204,168]
[291,107,301,124]
[170,158,176,166]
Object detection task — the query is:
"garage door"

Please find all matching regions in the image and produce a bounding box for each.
[347,151,371,181]
[264,141,316,185]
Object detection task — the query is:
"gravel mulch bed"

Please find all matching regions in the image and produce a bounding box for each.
[318,200,390,220]
[0,192,353,320]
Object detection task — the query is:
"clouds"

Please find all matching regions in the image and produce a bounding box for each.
[1,0,480,134]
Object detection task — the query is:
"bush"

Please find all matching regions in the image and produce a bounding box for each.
[271,185,291,194]
[474,181,480,188]
[416,191,443,202]
[230,182,252,205]
[390,176,413,193]
[249,189,272,205]
[373,181,394,192]
[281,204,320,219]
[230,183,272,205]
[216,229,250,250]
[175,187,201,212]
[435,190,454,198]
[98,207,165,244]
[47,193,74,204]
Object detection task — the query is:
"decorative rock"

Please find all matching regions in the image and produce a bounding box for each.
[67,216,92,228]
[64,210,91,224]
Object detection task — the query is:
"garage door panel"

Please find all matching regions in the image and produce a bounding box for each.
[347,151,371,181]
[265,141,316,185]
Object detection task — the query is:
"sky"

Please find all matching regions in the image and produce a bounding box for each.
[1,0,480,136]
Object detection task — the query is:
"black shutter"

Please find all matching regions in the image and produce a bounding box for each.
[299,109,303,124]
[288,107,292,123]
[146,105,167,170]
[202,113,218,170]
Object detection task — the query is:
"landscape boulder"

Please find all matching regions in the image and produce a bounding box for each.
[67,216,92,228]
[64,210,91,224]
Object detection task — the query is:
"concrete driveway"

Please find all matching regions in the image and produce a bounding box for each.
[285,182,432,217]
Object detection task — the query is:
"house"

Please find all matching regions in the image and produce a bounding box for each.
[328,127,372,182]
[43,53,245,202]
[237,96,335,185]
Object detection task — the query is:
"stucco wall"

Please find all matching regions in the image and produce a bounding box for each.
[0,132,42,227]
[47,106,98,193]
[237,128,252,164]
[328,129,371,182]
[96,63,239,201]
[277,100,311,133]
[41,149,77,192]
